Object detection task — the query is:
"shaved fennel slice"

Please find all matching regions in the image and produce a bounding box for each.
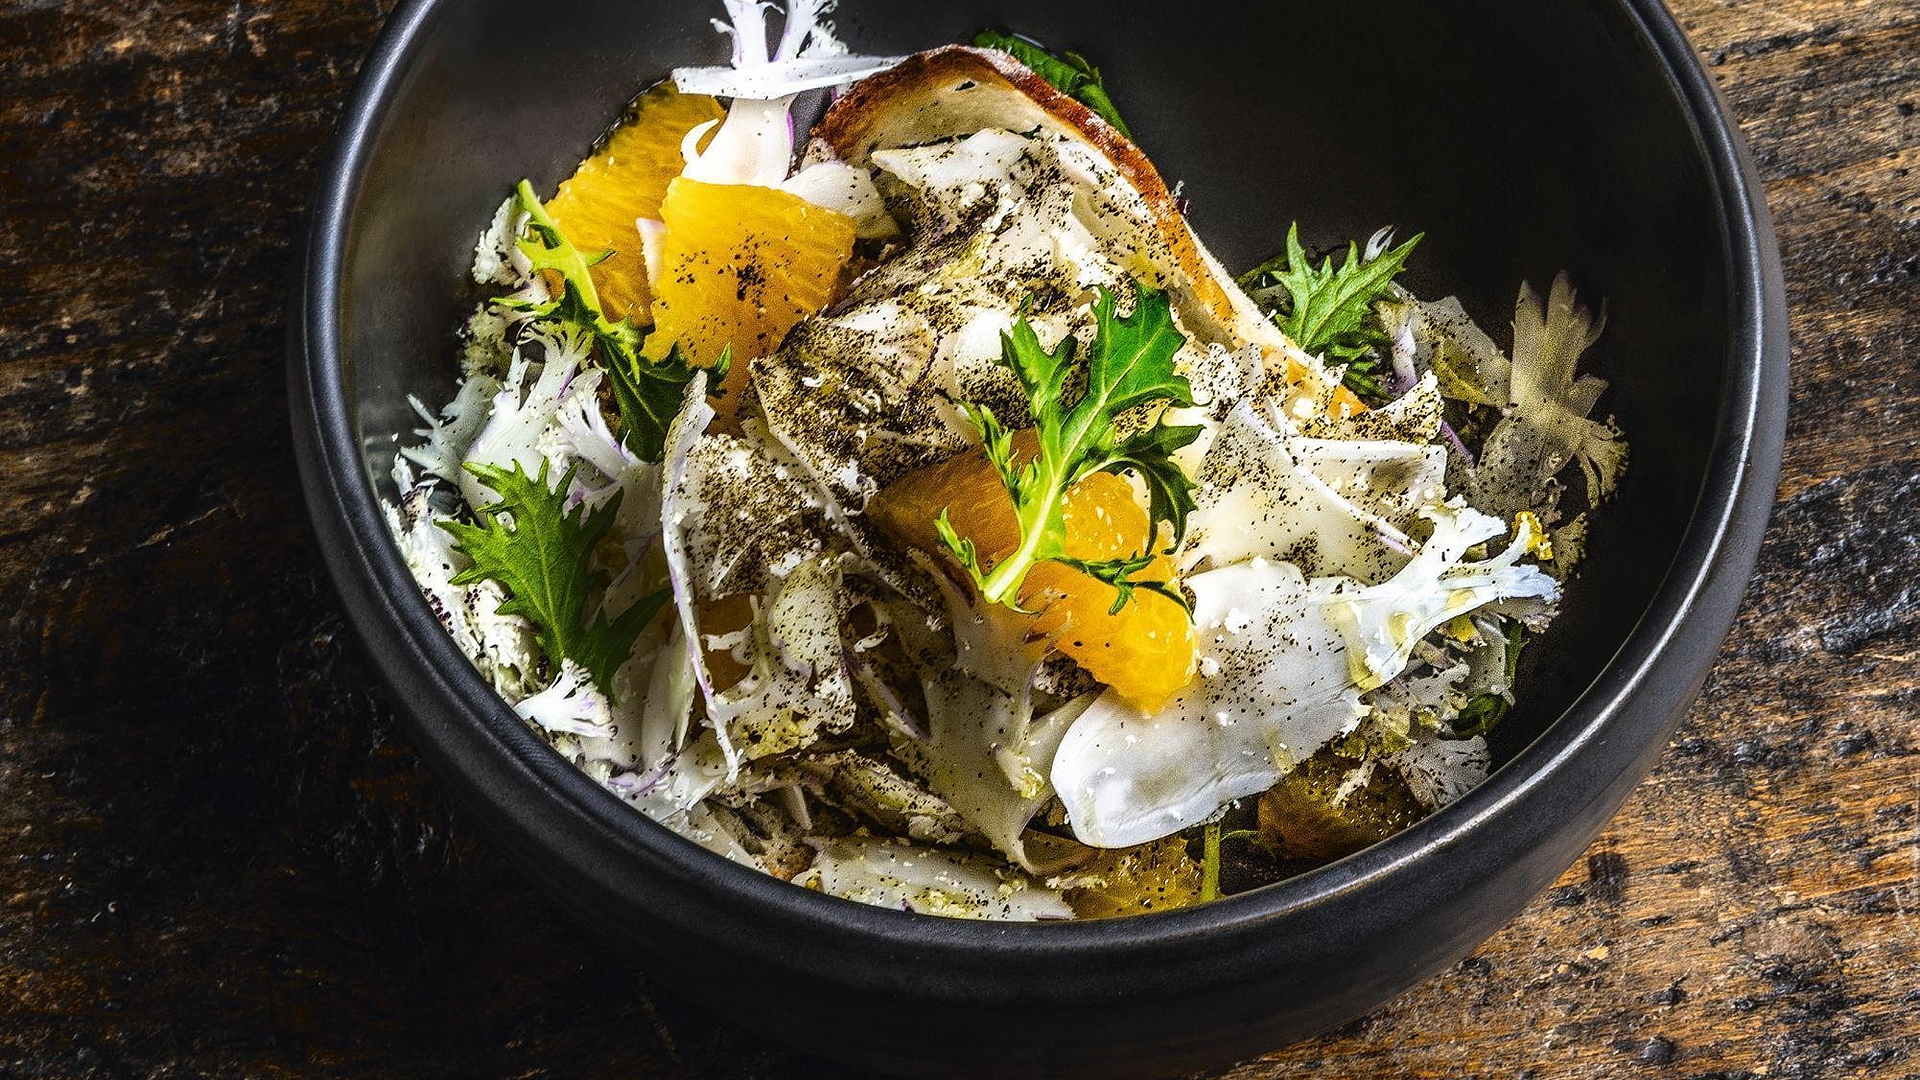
[780,160,898,238]
[671,430,829,599]
[679,803,761,868]
[798,838,1073,920]
[662,386,859,776]
[1297,370,1445,444]
[1388,734,1492,810]
[709,557,855,767]
[753,298,942,502]
[796,750,972,846]
[758,560,839,674]
[679,101,795,187]
[1323,502,1558,692]
[607,733,760,869]
[672,54,906,99]
[676,0,895,187]
[635,618,699,772]
[609,730,731,822]
[660,376,739,766]
[1168,341,1265,471]
[921,558,1048,695]
[1183,399,1445,582]
[1051,560,1366,849]
[597,459,668,620]
[1471,275,1625,518]
[843,563,1087,872]
[919,669,1087,874]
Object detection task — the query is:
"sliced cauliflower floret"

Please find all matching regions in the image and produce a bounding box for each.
[1471,274,1626,518]
[1323,501,1559,691]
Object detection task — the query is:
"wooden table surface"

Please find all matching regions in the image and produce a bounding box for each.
[4,1,1919,1077]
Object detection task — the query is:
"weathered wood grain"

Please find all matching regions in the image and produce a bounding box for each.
[2,1,1918,1077]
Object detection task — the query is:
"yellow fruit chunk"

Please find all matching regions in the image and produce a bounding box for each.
[546,84,725,323]
[643,177,857,421]
[869,435,1199,712]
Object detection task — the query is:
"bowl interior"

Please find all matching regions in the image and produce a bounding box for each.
[340,0,1726,856]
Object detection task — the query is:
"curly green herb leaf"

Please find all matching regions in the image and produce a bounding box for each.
[604,344,730,463]
[1058,553,1193,617]
[939,283,1200,614]
[1239,224,1422,400]
[972,30,1133,139]
[502,180,726,461]
[441,460,665,696]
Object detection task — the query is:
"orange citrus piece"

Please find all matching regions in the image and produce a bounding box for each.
[869,435,1199,711]
[643,177,857,422]
[699,591,757,692]
[545,84,725,323]
[1275,350,1369,416]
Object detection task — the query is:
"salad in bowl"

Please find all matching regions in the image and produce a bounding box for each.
[386,0,1626,921]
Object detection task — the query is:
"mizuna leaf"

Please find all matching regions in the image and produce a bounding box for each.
[441,459,665,695]
[972,31,1134,139]
[1239,224,1422,400]
[939,281,1199,616]
[503,180,726,462]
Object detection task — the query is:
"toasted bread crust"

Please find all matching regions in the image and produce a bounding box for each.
[815,46,1369,413]
[814,46,1241,334]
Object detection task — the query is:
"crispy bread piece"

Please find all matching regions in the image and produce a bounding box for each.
[814,46,1288,356]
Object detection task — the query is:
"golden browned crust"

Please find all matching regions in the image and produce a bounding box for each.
[813,45,1240,334]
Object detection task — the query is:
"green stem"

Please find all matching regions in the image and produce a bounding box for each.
[515,179,605,315]
[976,465,1067,606]
[1200,820,1221,902]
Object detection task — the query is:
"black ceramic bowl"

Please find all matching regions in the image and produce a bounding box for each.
[290,1,1786,1076]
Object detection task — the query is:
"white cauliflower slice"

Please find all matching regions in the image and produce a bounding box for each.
[1472,274,1626,517]
[1322,502,1559,692]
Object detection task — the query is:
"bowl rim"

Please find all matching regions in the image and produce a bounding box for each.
[291,0,1787,966]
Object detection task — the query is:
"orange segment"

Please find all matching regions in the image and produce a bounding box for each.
[869,436,1199,711]
[643,177,857,422]
[699,592,757,692]
[1275,350,1369,416]
[546,83,725,323]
